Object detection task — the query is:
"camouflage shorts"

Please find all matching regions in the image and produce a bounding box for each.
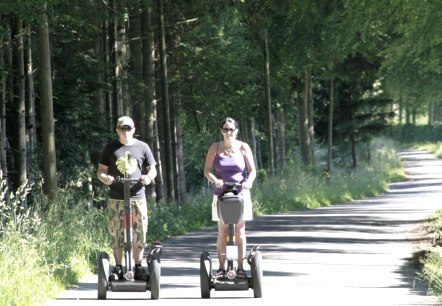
[107,198,148,249]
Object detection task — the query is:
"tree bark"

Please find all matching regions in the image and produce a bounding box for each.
[263,29,274,176]
[94,4,106,121]
[326,78,334,174]
[172,32,187,204]
[157,0,175,201]
[142,1,158,201]
[112,0,125,117]
[37,2,58,198]
[249,117,258,170]
[11,15,27,190]
[103,7,113,131]
[24,22,37,163]
[275,106,286,171]
[306,67,315,165]
[128,0,146,137]
[0,17,9,183]
[296,75,311,166]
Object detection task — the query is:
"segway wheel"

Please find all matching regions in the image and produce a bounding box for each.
[200,251,212,298]
[149,258,161,300]
[97,252,110,300]
[251,251,263,298]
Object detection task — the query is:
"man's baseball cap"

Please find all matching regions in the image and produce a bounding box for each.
[116,116,135,128]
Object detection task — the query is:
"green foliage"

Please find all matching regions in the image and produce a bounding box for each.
[253,139,403,215]
[420,210,442,297]
[387,124,442,145]
[409,143,442,298]
[0,179,109,306]
[421,250,442,297]
[147,194,213,241]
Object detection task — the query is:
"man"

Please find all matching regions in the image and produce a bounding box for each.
[97,116,157,281]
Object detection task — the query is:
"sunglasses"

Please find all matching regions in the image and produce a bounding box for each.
[222,128,236,133]
[118,126,133,131]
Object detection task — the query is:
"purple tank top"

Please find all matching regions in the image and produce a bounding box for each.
[213,143,247,196]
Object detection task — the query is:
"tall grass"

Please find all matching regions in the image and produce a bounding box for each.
[147,193,213,241]
[253,138,404,215]
[0,180,110,306]
[413,142,442,298]
[420,210,442,297]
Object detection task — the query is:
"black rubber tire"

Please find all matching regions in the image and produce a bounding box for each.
[149,259,161,300]
[252,251,263,298]
[97,252,109,300]
[200,251,212,298]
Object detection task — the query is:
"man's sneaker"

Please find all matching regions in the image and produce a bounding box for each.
[135,265,148,281]
[110,265,123,281]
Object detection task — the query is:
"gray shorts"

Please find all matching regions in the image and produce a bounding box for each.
[107,198,148,249]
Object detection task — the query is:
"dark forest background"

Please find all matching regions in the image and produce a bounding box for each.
[0,0,441,204]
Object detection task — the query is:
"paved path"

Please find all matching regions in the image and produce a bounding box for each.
[44,149,442,305]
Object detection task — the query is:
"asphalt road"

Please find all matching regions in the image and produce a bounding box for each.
[44,149,442,306]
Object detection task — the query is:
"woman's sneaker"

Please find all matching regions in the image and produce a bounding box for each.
[110,265,123,281]
[135,265,148,281]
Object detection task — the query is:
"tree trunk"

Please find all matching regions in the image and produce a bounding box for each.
[94,6,106,120]
[37,2,58,199]
[263,29,274,176]
[275,106,286,171]
[296,76,311,166]
[142,1,158,202]
[153,94,165,202]
[0,19,8,183]
[249,117,258,170]
[24,22,37,163]
[157,0,175,201]
[103,8,113,131]
[306,67,315,165]
[428,100,434,126]
[326,78,334,174]
[172,33,187,204]
[350,131,357,168]
[112,0,125,117]
[128,0,146,137]
[11,15,27,190]
[175,106,187,204]
[398,98,403,125]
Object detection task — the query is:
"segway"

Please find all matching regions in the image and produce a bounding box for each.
[97,177,162,300]
[200,182,263,298]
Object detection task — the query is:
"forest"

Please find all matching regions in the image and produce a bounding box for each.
[1,1,442,304]
[0,0,440,203]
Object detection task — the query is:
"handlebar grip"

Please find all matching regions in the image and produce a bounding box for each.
[114,176,141,183]
[223,182,242,187]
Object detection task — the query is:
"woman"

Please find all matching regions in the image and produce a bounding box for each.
[204,117,256,278]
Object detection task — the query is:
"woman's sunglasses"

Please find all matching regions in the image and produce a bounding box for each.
[222,128,236,133]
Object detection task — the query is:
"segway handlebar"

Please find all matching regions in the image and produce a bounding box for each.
[114,176,141,183]
[223,182,242,187]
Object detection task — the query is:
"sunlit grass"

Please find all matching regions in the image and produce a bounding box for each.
[414,143,442,298]
[253,138,404,215]
[415,142,442,159]
[0,178,110,306]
